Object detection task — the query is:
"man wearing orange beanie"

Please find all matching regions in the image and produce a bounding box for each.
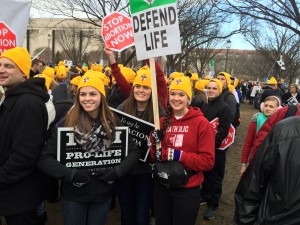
[0,47,49,225]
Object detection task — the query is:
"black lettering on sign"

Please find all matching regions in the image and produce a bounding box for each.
[144,30,168,51]
[132,6,177,32]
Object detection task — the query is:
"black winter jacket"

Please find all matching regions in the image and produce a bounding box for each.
[234,116,300,225]
[201,96,233,149]
[38,122,141,202]
[0,78,49,215]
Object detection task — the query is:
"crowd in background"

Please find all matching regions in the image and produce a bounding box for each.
[1,46,300,225]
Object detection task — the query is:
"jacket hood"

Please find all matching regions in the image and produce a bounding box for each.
[173,107,204,122]
[52,84,73,104]
[5,78,49,102]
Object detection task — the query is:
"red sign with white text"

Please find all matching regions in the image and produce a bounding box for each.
[0,22,16,54]
[210,118,235,150]
[101,12,134,52]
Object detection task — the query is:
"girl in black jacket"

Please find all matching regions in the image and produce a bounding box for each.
[38,71,141,225]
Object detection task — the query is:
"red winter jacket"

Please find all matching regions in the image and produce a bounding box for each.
[110,60,168,110]
[241,121,257,164]
[150,107,215,188]
[250,106,300,161]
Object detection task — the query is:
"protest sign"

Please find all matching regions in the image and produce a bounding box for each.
[110,107,155,162]
[57,127,128,171]
[101,12,134,52]
[210,118,235,150]
[129,0,181,61]
[0,0,30,54]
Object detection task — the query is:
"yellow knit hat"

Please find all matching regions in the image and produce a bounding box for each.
[195,79,209,91]
[42,66,55,80]
[218,72,231,86]
[33,74,52,91]
[103,75,110,86]
[0,47,31,79]
[78,73,106,96]
[82,66,88,73]
[136,66,150,77]
[133,72,152,88]
[191,73,199,81]
[169,77,192,100]
[104,66,111,72]
[92,64,103,72]
[58,61,65,67]
[268,77,277,85]
[169,72,184,79]
[120,66,136,83]
[56,66,67,79]
[70,76,82,86]
[209,79,223,94]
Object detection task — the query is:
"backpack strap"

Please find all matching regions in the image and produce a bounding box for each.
[284,105,298,119]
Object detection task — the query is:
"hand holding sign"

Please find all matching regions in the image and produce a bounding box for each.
[104,45,117,64]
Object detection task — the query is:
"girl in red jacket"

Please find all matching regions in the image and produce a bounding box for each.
[240,95,281,175]
[150,77,215,225]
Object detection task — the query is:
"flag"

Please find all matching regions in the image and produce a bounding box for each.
[276,55,286,70]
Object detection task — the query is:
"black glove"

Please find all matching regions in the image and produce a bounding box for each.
[72,170,91,187]
[94,168,118,184]
[151,129,165,143]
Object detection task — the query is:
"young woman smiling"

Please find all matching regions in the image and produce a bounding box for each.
[38,71,141,225]
[150,77,215,225]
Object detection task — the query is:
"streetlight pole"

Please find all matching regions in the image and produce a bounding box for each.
[47,34,51,63]
[225,39,231,72]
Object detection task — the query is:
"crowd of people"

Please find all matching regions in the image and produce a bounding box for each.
[1,46,300,225]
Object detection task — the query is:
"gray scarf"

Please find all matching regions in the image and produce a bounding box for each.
[74,122,112,153]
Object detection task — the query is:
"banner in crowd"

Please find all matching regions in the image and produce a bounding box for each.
[250,85,261,97]
[0,0,30,54]
[129,0,181,60]
[57,127,128,170]
[110,107,155,162]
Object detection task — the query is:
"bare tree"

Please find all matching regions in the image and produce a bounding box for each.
[165,0,244,73]
[55,24,95,64]
[32,0,129,27]
[243,22,300,83]
[33,0,244,70]
[219,0,300,36]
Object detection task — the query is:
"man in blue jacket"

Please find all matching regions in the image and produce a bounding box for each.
[0,47,49,225]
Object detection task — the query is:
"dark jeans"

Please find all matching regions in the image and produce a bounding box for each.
[153,180,200,225]
[201,150,226,209]
[61,197,111,225]
[116,174,153,225]
[5,208,38,225]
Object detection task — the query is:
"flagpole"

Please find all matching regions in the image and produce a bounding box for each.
[32,48,46,60]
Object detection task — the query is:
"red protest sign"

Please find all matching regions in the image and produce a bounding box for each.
[0,22,16,54]
[101,12,134,52]
[210,118,235,150]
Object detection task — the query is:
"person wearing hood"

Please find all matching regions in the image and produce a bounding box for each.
[217,72,237,119]
[200,79,233,220]
[0,47,49,225]
[150,77,215,225]
[38,73,141,225]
